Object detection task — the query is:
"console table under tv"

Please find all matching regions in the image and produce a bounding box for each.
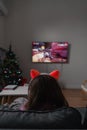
[0,85,28,104]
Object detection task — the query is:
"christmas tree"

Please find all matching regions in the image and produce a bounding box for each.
[1,45,23,88]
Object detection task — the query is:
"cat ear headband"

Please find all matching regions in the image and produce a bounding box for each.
[30,69,60,80]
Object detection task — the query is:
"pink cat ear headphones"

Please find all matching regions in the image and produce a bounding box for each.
[30,69,60,80]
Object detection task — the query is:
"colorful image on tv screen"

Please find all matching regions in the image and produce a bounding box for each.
[32,42,69,63]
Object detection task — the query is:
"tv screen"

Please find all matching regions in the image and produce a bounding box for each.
[32,42,69,63]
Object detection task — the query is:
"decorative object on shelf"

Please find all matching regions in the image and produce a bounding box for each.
[0,44,24,90]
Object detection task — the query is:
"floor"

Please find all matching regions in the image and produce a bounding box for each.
[62,89,87,107]
[0,89,87,107]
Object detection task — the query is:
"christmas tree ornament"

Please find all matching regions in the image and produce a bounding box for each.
[1,44,23,87]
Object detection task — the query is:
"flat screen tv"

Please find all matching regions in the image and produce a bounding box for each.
[32,42,69,63]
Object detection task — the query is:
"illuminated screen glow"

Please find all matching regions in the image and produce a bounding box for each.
[32,42,69,63]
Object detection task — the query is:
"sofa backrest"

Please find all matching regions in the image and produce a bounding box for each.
[83,107,87,129]
[0,107,82,129]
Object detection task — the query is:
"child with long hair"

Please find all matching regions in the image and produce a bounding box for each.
[9,69,82,129]
[20,69,68,111]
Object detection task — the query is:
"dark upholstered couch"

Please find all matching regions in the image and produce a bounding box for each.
[0,106,86,129]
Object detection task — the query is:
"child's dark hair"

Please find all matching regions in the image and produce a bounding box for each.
[25,75,68,110]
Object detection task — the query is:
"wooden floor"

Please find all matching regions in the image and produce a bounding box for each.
[62,89,87,107]
[0,89,87,107]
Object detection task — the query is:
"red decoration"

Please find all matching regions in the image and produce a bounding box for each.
[21,78,27,86]
[49,70,60,79]
[30,69,60,80]
[30,69,40,79]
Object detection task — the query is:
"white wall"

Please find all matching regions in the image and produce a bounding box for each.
[5,0,32,78]
[0,0,7,49]
[5,0,87,88]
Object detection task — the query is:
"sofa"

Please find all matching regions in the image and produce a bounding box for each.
[0,105,86,129]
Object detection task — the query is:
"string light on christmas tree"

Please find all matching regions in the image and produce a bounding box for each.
[1,44,24,87]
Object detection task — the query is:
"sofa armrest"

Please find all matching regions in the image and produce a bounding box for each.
[76,107,87,124]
